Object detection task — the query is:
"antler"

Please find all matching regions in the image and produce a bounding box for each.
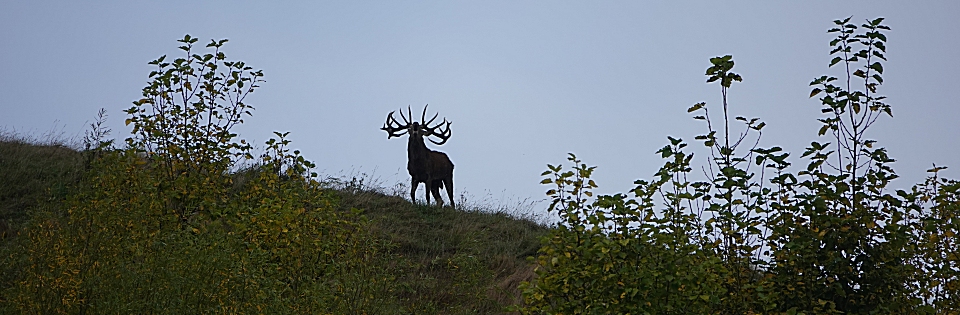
[382,104,452,144]
[424,118,452,145]
[381,110,409,138]
[422,105,440,126]
[415,104,452,145]
[401,105,412,125]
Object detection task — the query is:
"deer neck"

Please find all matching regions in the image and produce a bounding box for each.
[407,135,430,161]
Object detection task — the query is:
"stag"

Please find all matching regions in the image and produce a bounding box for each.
[381,105,455,207]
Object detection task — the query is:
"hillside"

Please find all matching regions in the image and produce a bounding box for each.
[331,186,547,312]
[4,16,960,314]
[0,136,84,238]
[0,136,548,314]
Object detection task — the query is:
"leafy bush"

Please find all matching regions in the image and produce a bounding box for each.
[520,17,959,314]
[1,35,394,314]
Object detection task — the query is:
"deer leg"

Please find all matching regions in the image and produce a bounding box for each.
[431,180,444,207]
[424,180,433,206]
[410,179,419,204]
[443,177,454,208]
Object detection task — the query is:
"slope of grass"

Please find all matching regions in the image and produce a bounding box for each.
[0,137,548,314]
[0,135,84,239]
[334,188,547,313]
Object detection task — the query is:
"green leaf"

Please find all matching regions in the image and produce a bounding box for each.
[872,74,883,84]
[809,88,823,98]
[926,165,948,173]
[687,103,705,112]
[829,56,842,67]
[660,146,672,158]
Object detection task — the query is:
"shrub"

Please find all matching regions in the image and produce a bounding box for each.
[520,17,958,314]
[2,35,394,314]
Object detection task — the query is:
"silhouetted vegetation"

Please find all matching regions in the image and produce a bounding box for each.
[518,17,959,314]
[1,16,958,315]
[0,35,545,314]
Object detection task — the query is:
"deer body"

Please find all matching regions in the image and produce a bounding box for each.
[382,106,455,207]
[406,129,454,207]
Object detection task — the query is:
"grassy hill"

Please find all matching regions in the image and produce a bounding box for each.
[330,187,546,312]
[0,134,548,314]
[0,134,84,238]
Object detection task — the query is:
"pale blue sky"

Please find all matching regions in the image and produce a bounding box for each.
[2,1,958,210]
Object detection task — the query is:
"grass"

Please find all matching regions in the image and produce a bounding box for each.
[0,133,549,314]
[334,187,547,312]
[0,132,84,239]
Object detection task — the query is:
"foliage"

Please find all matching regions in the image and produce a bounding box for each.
[908,168,960,312]
[765,17,921,314]
[5,151,390,313]
[123,34,260,223]
[519,152,727,314]
[0,35,393,314]
[3,16,956,315]
[0,138,549,314]
[520,17,958,314]
[1,35,549,314]
[124,35,259,171]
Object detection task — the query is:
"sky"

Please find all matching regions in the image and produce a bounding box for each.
[2,1,958,215]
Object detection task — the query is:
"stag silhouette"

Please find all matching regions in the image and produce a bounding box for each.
[381,105,455,207]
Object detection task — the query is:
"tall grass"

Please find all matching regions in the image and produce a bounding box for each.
[0,129,83,237]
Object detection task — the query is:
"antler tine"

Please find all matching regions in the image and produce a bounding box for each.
[419,104,440,126]
[427,118,452,145]
[421,104,429,124]
[399,106,410,125]
[382,111,396,130]
[425,111,440,126]
[407,105,413,125]
[381,110,409,138]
